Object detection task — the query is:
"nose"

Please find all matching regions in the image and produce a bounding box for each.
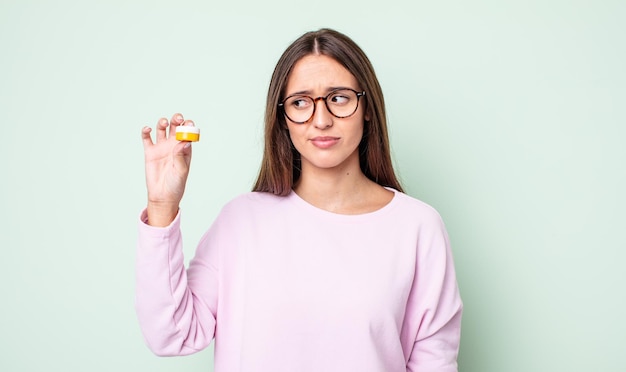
[311,97,333,129]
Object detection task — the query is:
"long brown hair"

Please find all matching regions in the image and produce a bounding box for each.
[253,28,403,196]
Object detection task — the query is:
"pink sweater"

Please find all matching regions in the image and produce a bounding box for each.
[135,189,462,371]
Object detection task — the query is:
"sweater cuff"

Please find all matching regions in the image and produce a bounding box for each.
[138,208,182,237]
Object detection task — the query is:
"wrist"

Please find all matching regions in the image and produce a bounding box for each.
[146,201,179,227]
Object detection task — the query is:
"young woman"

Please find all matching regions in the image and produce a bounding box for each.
[137,28,462,372]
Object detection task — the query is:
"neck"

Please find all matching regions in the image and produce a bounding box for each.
[296,167,367,197]
[293,156,384,214]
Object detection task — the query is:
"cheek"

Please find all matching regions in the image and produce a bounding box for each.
[352,118,365,143]
[286,125,305,149]
[354,126,365,147]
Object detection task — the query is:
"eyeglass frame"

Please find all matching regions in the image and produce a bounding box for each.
[278,88,366,124]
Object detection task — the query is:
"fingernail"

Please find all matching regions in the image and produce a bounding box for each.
[184,142,191,148]
[176,115,183,122]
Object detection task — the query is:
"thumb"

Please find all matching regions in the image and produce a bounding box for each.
[173,141,193,169]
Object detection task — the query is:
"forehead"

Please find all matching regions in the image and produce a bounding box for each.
[285,54,359,94]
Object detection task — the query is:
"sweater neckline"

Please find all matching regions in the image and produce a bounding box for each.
[285,187,400,223]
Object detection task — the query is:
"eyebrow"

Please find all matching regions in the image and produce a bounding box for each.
[287,86,357,96]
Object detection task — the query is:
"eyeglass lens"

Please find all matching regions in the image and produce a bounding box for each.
[282,89,362,124]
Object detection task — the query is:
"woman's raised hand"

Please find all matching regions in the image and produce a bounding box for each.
[141,113,194,226]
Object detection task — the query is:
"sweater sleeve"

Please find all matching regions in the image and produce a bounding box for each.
[404,212,463,372]
[135,209,217,356]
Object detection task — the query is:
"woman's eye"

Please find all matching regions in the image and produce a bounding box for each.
[291,98,311,109]
[329,94,350,105]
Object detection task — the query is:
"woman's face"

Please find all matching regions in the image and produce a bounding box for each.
[284,54,367,175]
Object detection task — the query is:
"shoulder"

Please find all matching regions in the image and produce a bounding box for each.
[389,189,444,224]
[388,191,452,258]
[384,190,449,238]
[217,191,290,219]
[201,192,289,236]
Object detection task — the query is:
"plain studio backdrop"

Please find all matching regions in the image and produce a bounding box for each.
[1,0,624,371]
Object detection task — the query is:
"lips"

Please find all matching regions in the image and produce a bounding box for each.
[310,136,340,149]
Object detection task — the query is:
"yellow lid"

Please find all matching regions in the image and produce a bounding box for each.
[175,126,200,142]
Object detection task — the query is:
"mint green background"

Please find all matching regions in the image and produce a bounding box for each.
[1,0,624,371]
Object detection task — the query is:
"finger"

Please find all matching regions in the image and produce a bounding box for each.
[173,140,193,168]
[141,126,154,149]
[181,142,192,168]
[156,117,169,142]
[179,119,195,128]
[174,139,193,155]
[169,113,185,137]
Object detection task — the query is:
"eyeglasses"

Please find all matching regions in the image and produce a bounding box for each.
[278,88,366,124]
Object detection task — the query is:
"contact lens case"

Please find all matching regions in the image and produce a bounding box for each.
[175,126,200,142]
